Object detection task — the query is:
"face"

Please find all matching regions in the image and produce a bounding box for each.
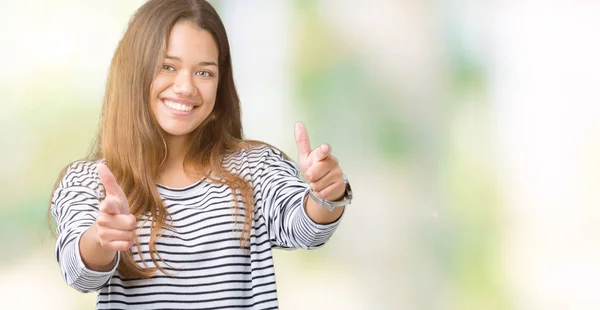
[150,21,219,138]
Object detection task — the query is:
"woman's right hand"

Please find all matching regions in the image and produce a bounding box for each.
[95,162,137,252]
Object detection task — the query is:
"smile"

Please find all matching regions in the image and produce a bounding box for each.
[163,99,195,112]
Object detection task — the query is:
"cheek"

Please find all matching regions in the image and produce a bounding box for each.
[151,76,172,98]
[199,81,219,101]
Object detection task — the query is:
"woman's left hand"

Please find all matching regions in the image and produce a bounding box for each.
[294,122,345,201]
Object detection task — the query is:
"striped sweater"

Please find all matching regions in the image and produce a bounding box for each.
[51,146,344,309]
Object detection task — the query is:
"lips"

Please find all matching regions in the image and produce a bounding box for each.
[159,97,201,115]
[163,99,194,112]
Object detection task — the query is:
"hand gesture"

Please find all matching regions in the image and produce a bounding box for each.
[95,163,137,252]
[294,122,346,201]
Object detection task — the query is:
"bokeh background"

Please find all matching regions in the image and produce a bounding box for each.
[1,0,599,309]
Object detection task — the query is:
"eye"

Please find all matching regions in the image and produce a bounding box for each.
[162,64,175,71]
[195,70,212,77]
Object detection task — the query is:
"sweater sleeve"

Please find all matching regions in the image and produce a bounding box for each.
[257,147,344,249]
[50,161,120,293]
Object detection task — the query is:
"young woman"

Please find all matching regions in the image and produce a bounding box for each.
[50,0,352,309]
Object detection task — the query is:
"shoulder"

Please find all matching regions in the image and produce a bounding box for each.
[54,159,105,198]
[223,142,289,168]
[220,142,298,183]
[61,160,101,182]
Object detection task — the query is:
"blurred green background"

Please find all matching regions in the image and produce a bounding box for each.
[1,1,600,309]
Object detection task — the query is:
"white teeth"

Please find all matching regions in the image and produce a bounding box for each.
[164,100,193,112]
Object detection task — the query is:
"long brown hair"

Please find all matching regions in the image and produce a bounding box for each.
[52,0,273,279]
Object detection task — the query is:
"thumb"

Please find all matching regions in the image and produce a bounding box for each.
[294,121,312,162]
[99,196,121,215]
[309,143,331,164]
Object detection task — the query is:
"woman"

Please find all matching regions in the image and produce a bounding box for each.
[50,0,352,309]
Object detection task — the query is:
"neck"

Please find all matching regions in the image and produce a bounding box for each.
[158,133,209,188]
[163,134,189,170]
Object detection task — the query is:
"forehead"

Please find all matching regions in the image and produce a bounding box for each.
[166,21,219,61]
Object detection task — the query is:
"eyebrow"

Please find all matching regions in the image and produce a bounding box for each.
[165,55,218,67]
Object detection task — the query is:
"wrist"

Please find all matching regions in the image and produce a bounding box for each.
[88,222,102,247]
[80,224,118,271]
[329,190,345,201]
[307,174,353,212]
[304,192,344,224]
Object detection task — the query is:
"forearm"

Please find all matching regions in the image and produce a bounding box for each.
[304,195,344,224]
[80,223,118,272]
[55,224,119,293]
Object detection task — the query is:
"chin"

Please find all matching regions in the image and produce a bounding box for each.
[150,100,213,138]
[161,125,199,137]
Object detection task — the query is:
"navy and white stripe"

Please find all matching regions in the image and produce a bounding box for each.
[51,145,343,309]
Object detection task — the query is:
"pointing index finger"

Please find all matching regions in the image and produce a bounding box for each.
[97,162,129,214]
[294,122,312,160]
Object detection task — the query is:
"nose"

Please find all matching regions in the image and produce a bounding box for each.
[172,71,197,97]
